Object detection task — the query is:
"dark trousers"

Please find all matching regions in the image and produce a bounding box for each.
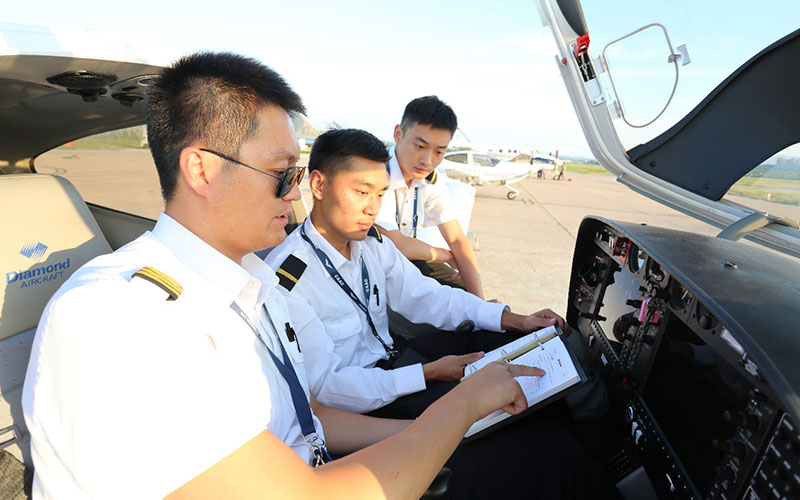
[370,329,620,500]
[446,416,619,500]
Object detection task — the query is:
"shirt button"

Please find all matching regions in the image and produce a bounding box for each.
[401,223,407,226]
[405,200,409,203]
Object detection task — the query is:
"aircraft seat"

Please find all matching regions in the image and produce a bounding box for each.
[0,174,112,473]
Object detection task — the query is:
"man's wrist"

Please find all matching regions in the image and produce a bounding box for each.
[422,360,442,381]
[500,310,524,332]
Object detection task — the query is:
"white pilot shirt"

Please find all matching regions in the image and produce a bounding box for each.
[22,213,324,500]
[375,145,456,237]
[266,217,507,413]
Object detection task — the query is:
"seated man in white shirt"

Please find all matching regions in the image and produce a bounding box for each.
[376,96,486,297]
[267,128,567,421]
[268,128,619,500]
[21,51,549,500]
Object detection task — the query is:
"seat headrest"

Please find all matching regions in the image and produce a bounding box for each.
[0,174,111,340]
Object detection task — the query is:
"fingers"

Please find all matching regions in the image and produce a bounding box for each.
[533,308,565,329]
[500,364,544,415]
[505,363,546,378]
[530,316,558,329]
[461,351,484,364]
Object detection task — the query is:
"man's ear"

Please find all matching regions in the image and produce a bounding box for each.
[393,124,403,144]
[309,169,325,201]
[178,147,216,197]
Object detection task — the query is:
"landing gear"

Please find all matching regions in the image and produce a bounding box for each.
[507,190,518,200]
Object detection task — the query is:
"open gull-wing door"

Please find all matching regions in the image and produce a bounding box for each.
[534,0,800,258]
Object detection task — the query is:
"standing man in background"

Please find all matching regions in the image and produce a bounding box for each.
[376,96,486,298]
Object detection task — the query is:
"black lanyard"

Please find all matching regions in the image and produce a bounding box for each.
[300,225,398,358]
[230,301,332,466]
[387,162,419,238]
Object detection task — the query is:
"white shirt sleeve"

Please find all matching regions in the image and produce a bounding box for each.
[282,293,426,413]
[23,282,266,499]
[375,188,401,232]
[422,173,457,227]
[381,237,506,330]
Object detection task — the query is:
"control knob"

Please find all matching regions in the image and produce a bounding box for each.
[624,406,635,423]
[711,439,747,458]
[698,314,714,329]
[634,429,644,446]
[579,264,601,288]
[723,410,760,431]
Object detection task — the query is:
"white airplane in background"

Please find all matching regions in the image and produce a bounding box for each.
[439,150,530,200]
[450,128,564,175]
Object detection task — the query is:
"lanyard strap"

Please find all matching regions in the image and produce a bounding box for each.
[230,301,332,466]
[394,187,419,238]
[387,162,419,238]
[300,225,398,358]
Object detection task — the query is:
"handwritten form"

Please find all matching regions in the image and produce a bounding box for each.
[464,332,580,438]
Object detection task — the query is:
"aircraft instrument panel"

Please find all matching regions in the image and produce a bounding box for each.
[567,217,800,500]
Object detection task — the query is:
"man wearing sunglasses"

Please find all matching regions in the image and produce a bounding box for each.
[21,52,555,499]
[198,148,305,198]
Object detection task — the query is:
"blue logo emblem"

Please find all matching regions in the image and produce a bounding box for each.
[20,242,48,262]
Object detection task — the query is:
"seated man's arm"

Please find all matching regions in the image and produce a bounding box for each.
[438,219,484,298]
[285,296,427,413]
[379,227,453,264]
[169,362,543,500]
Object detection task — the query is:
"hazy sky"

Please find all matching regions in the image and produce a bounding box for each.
[2,0,798,158]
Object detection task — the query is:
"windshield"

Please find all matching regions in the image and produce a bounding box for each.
[473,154,500,167]
[580,0,800,220]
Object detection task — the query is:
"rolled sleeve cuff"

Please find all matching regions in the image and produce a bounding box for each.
[475,300,508,332]
[392,363,426,397]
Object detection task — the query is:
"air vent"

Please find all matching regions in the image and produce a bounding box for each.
[46,71,118,102]
[111,93,145,107]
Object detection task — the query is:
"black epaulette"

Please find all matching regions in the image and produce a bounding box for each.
[276,254,307,291]
[425,170,438,184]
[367,225,383,242]
[132,266,182,301]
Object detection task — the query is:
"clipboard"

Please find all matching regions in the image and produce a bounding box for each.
[461,325,587,442]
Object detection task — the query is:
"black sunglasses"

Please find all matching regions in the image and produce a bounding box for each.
[199,148,305,198]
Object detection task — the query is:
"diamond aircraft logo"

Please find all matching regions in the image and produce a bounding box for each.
[20,242,48,262]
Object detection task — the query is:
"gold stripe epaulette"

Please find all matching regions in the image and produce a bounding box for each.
[132,266,182,301]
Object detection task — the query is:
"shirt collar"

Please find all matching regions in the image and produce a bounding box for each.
[303,217,362,270]
[151,213,277,304]
[387,145,410,191]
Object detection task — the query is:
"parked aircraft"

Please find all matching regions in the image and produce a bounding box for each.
[439,150,531,200]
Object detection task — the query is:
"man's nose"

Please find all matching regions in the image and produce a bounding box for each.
[282,181,302,202]
[420,149,433,167]
[365,195,381,215]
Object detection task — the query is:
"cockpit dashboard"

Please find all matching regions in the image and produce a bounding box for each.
[568,216,800,499]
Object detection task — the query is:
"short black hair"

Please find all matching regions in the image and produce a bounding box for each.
[400,96,458,135]
[308,129,390,178]
[146,52,305,201]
